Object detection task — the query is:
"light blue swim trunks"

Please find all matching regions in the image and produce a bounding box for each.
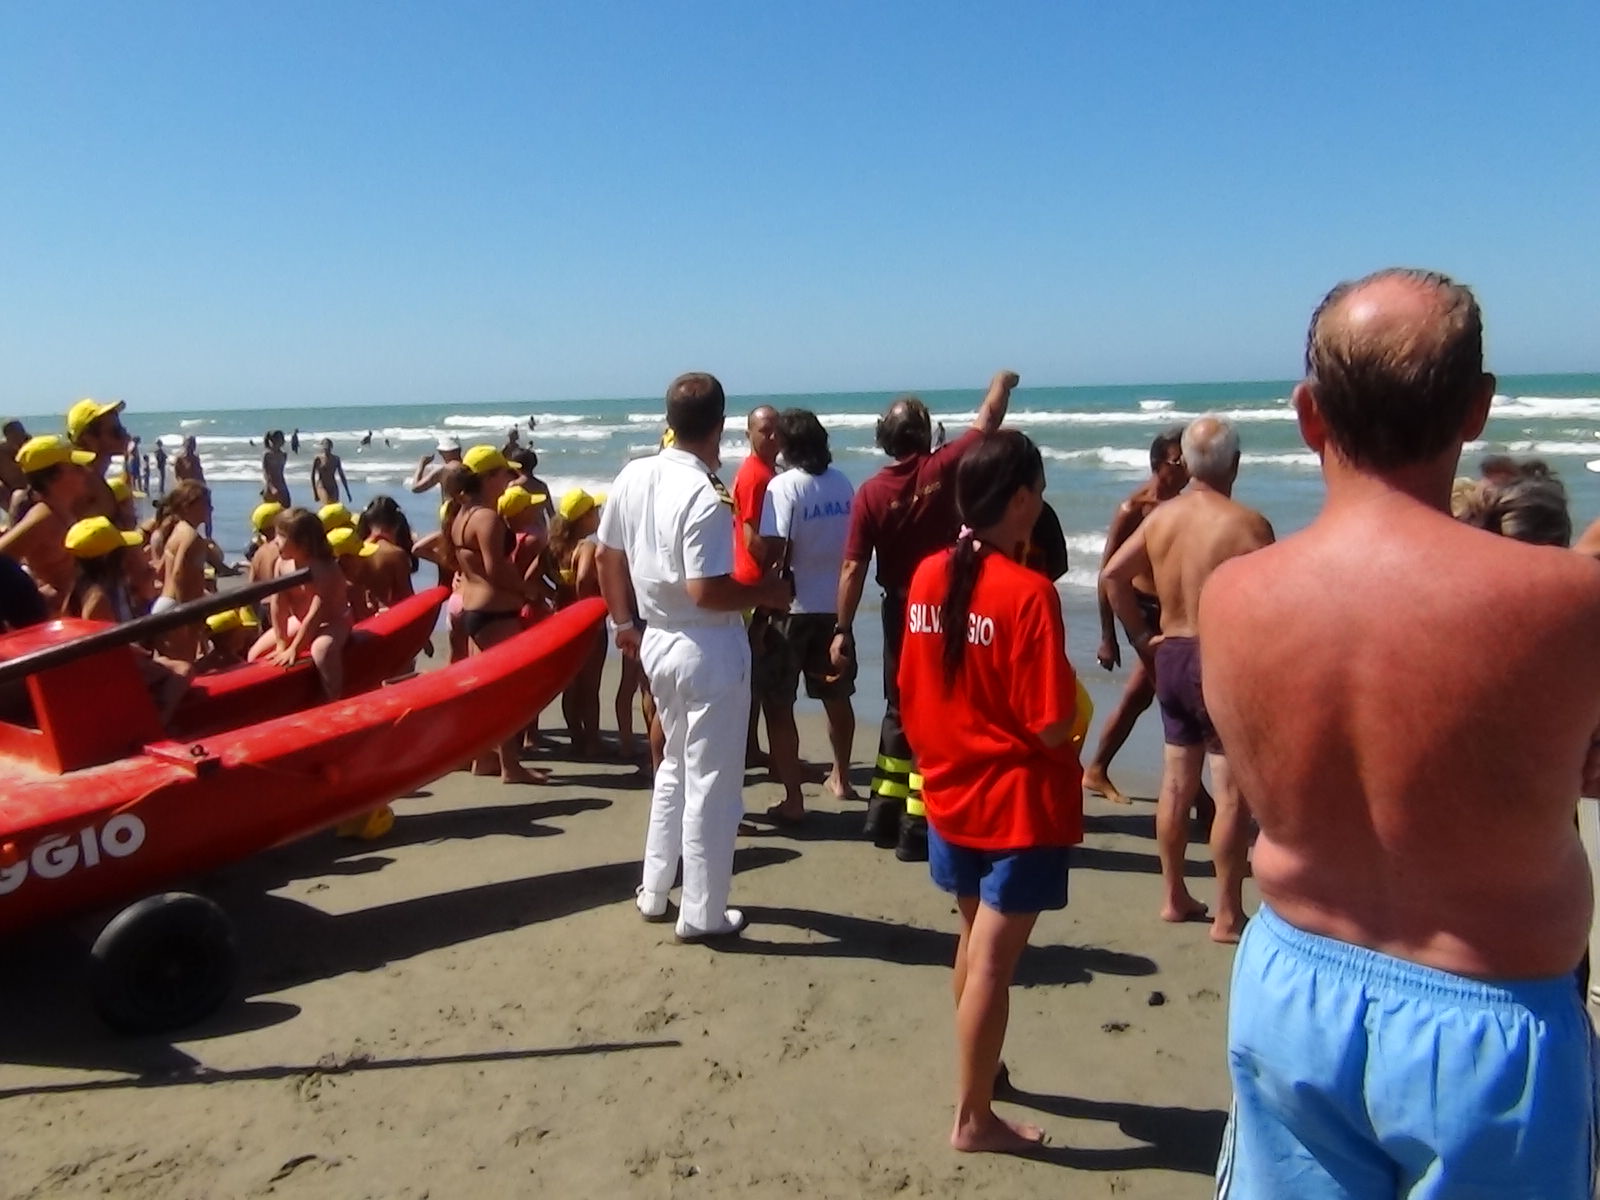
[1217,903,1597,1199]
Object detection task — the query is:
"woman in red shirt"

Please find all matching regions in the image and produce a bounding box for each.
[899,430,1086,1155]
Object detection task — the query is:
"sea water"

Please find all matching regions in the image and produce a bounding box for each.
[72,371,1600,717]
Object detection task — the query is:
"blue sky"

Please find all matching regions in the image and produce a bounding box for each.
[2,2,1596,414]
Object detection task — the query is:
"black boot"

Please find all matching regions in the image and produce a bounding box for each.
[864,795,904,849]
[894,813,929,862]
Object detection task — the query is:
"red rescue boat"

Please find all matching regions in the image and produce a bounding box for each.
[170,585,447,738]
[0,588,606,1032]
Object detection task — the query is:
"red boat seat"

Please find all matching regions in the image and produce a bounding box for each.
[0,620,164,774]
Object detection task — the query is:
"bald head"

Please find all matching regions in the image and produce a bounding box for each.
[1305,268,1491,470]
[1180,416,1240,486]
[746,405,780,465]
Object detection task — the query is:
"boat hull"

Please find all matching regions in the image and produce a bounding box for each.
[170,586,448,738]
[0,599,606,936]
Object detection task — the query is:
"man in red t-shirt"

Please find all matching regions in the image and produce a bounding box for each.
[731,406,779,584]
[831,369,1019,859]
[733,405,781,760]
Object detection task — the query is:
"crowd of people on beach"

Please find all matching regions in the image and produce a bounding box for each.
[1,267,1596,1194]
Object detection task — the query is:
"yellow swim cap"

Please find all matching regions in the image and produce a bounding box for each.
[251,501,285,533]
[318,502,355,532]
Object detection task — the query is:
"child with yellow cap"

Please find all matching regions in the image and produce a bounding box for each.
[64,514,192,722]
[64,516,146,622]
[0,436,97,614]
[549,488,607,757]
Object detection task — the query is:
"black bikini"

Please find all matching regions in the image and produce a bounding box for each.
[462,607,521,642]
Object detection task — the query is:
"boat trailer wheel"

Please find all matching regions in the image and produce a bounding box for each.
[89,893,239,1034]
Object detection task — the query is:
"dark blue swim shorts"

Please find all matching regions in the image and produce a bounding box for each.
[928,825,1070,913]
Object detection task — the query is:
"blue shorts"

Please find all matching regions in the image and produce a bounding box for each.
[927,825,1069,913]
[1218,903,1598,1199]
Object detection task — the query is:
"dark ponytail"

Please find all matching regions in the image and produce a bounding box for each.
[940,431,1045,684]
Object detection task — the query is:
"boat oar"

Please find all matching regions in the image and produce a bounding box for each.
[0,569,312,687]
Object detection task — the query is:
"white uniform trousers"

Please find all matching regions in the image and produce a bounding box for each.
[639,623,750,933]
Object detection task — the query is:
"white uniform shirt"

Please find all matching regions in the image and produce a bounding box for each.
[597,446,742,630]
[759,465,854,614]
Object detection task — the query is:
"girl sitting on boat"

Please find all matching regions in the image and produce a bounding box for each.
[63,515,192,722]
[451,447,544,785]
[265,507,352,701]
[0,435,94,614]
[327,526,379,621]
[549,488,606,759]
[150,481,213,661]
[357,495,417,610]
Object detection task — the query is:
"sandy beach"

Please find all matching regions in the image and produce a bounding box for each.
[0,660,1247,1199]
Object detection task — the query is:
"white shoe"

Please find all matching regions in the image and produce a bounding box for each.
[636,887,670,922]
[675,908,748,943]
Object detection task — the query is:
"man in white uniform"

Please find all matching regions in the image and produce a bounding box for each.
[596,372,792,941]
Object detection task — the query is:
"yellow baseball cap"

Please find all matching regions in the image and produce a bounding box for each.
[318,502,355,531]
[251,501,285,533]
[65,516,143,559]
[66,398,126,443]
[463,445,511,475]
[497,485,548,519]
[108,475,133,503]
[328,526,378,558]
[558,488,598,522]
[16,435,96,474]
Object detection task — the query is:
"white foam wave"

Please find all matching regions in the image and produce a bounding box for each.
[178,418,209,427]
[441,413,531,431]
[1490,395,1600,419]
[1062,532,1106,558]
[1058,566,1101,593]
[1240,451,1321,468]
[1492,440,1600,457]
[1138,398,1175,411]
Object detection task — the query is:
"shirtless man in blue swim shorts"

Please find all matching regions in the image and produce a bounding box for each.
[1202,268,1600,1198]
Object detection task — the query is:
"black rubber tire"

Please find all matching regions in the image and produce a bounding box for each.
[89,893,239,1035]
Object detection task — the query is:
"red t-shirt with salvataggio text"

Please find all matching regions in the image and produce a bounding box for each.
[898,547,1084,850]
[731,454,776,585]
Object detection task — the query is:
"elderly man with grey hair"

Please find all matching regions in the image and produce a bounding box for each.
[1100,415,1273,943]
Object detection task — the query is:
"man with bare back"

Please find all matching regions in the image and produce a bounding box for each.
[1083,425,1188,804]
[1204,269,1598,1198]
[1102,416,1271,943]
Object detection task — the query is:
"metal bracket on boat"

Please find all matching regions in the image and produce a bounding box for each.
[144,741,222,776]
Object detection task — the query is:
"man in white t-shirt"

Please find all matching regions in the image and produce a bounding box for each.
[596,372,792,941]
[754,408,859,823]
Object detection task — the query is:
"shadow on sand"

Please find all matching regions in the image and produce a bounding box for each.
[711,905,1157,986]
[0,1039,684,1102]
[0,846,799,1078]
[998,1080,1227,1176]
[1072,845,1215,879]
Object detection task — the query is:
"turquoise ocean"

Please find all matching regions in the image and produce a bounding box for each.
[90,372,1600,718]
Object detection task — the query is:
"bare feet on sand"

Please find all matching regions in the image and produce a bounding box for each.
[1082,765,1130,805]
[1210,912,1247,944]
[824,768,861,801]
[951,1112,1046,1154]
[1161,896,1210,924]
[502,764,550,785]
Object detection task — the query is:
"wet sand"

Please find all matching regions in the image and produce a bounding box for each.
[0,661,1247,1199]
